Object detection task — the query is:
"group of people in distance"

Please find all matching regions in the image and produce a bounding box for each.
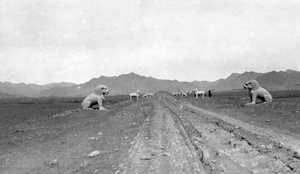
[81,80,272,110]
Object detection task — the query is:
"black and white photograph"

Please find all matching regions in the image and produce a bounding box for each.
[0,0,300,173]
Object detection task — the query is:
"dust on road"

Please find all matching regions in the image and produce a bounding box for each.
[1,93,300,173]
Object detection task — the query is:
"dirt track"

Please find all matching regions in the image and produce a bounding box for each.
[1,93,300,173]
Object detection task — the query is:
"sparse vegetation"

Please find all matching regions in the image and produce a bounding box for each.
[1,91,300,173]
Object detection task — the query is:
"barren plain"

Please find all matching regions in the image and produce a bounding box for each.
[0,90,300,174]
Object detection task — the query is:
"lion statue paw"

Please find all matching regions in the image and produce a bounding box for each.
[98,106,108,111]
[81,85,109,110]
[243,80,272,105]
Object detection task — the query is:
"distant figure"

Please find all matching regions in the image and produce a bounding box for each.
[172,91,180,96]
[130,90,142,100]
[243,80,272,106]
[82,85,109,110]
[208,90,212,97]
[143,92,149,98]
[193,88,205,98]
[148,92,154,97]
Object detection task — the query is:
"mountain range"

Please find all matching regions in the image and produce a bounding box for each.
[0,69,300,98]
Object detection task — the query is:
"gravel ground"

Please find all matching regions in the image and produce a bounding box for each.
[1,93,300,173]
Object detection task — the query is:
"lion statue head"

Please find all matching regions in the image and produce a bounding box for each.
[94,85,109,95]
[243,80,272,106]
[244,80,260,90]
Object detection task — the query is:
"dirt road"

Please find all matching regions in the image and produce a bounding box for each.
[1,93,300,173]
[118,94,299,173]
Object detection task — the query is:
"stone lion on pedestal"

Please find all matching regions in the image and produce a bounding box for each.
[243,80,272,106]
[81,85,109,110]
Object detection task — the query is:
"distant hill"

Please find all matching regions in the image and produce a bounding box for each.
[256,70,300,90]
[0,91,22,99]
[38,72,200,97]
[199,69,300,91]
[0,82,76,98]
[192,79,224,91]
[27,82,76,92]
[1,70,300,98]
[209,71,262,91]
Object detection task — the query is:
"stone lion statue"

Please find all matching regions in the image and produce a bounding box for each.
[81,85,110,110]
[143,92,149,98]
[130,90,141,100]
[193,88,205,98]
[172,91,180,96]
[243,80,273,106]
[143,92,154,98]
[148,92,154,97]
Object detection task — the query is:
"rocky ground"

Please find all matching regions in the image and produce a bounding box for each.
[1,92,300,174]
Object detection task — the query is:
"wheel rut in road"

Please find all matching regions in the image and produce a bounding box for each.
[118,95,300,173]
[118,98,205,174]
[165,96,300,173]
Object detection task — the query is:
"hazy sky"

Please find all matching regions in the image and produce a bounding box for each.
[0,0,299,85]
